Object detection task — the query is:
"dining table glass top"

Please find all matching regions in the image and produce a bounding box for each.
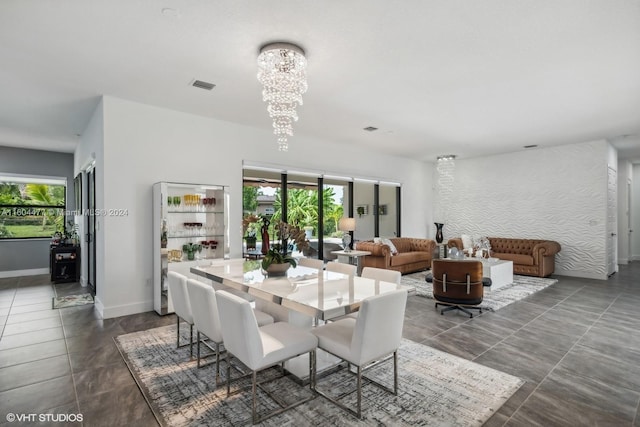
[191,258,413,320]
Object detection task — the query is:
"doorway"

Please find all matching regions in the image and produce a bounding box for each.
[86,166,97,294]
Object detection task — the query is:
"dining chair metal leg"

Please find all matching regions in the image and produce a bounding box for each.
[176,316,194,358]
[215,342,221,380]
[393,351,398,394]
[226,351,232,395]
[252,370,258,424]
[176,316,180,348]
[357,365,362,419]
[196,331,201,368]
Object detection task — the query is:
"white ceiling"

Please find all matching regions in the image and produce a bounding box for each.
[0,0,639,162]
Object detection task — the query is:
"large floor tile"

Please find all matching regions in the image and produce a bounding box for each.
[0,339,68,368]
[473,338,566,383]
[73,361,138,397]
[0,354,71,392]
[0,376,76,417]
[78,386,156,427]
[5,308,60,324]
[0,326,65,350]
[8,302,54,315]
[507,386,634,426]
[2,315,62,336]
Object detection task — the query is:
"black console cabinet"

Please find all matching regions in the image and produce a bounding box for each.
[50,246,80,283]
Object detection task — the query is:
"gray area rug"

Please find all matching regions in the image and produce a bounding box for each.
[402,272,558,312]
[52,293,94,309]
[115,324,524,426]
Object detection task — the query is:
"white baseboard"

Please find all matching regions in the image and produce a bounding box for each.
[99,299,154,319]
[0,268,50,279]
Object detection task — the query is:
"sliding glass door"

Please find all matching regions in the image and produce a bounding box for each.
[243,167,401,259]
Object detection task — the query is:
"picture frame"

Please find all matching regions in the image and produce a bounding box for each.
[356,204,368,217]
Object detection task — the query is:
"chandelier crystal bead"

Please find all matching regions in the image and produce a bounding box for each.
[257,42,307,151]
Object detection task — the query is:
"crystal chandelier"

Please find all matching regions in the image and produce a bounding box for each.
[257,42,307,151]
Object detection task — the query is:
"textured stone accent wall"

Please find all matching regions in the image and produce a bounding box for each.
[436,140,609,279]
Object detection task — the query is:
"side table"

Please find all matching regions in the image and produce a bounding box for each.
[330,250,371,275]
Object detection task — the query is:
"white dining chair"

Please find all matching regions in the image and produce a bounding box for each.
[360,267,402,284]
[311,288,408,419]
[336,267,403,321]
[326,261,357,276]
[297,257,324,271]
[216,290,318,424]
[167,271,194,358]
[186,279,274,378]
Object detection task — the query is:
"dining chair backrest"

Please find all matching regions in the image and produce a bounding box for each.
[326,261,357,276]
[216,290,264,370]
[168,271,192,324]
[298,257,324,270]
[360,267,401,284]
[352,289,408,365]
[186,279,223,343]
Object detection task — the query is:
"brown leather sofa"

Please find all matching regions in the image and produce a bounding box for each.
[355,237,436,274]
[447,237,561,277]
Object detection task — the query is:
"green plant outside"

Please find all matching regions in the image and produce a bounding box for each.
[0,182,66,239]
[3,224,58,238]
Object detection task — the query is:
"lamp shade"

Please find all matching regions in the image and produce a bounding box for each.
[338,217,356,232]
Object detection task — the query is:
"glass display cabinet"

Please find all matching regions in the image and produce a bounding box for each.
[153,182,229,315]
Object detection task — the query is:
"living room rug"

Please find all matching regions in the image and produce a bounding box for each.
[115,324,524,426]
[402,272,558,312]
[52,293,94,309]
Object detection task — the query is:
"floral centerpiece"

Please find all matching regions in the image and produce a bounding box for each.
[261,221,310,275]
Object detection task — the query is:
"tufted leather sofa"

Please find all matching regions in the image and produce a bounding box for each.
[355,237,436,274]
[447,237,561,277]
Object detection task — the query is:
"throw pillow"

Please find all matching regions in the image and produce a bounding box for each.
[461,234,473,250]
[381,238,398,255]
[373,237,382,244]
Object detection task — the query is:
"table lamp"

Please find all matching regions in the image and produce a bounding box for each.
[338,217,356,252]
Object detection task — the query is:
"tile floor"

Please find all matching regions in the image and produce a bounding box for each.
[1,263,639,426]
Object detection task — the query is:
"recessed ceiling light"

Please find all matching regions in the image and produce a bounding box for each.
[363,126,378,132]
[523,144,538,149]
[161,8,180,17]
[191,80,216,91]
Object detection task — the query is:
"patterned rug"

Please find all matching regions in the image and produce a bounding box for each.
[52,293,94,309]
[115,324,524,426]
[402,272,558,312]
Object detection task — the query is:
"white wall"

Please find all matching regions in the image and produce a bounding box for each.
[633,164,640,261]
[437,140,610,279]
[78,96,433,318]
[74,100,104,308]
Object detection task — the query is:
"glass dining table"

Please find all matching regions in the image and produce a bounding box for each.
[190,258,414,380]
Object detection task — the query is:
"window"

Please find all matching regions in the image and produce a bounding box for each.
[0,175,67,239]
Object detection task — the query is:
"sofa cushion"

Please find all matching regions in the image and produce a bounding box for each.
[390,251,430,266]
[493,252,534,266]
[381,238,398,255]
[461,234,473,250]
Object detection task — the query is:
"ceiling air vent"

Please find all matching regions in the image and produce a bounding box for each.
[191,80,216,91]
[523,144,538,149]
[363,126,378,132]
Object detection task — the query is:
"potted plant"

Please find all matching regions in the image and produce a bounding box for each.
[261,221,310,276]
[182,243,202,261]
[243,214,261,250]
[303,225,314,239]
